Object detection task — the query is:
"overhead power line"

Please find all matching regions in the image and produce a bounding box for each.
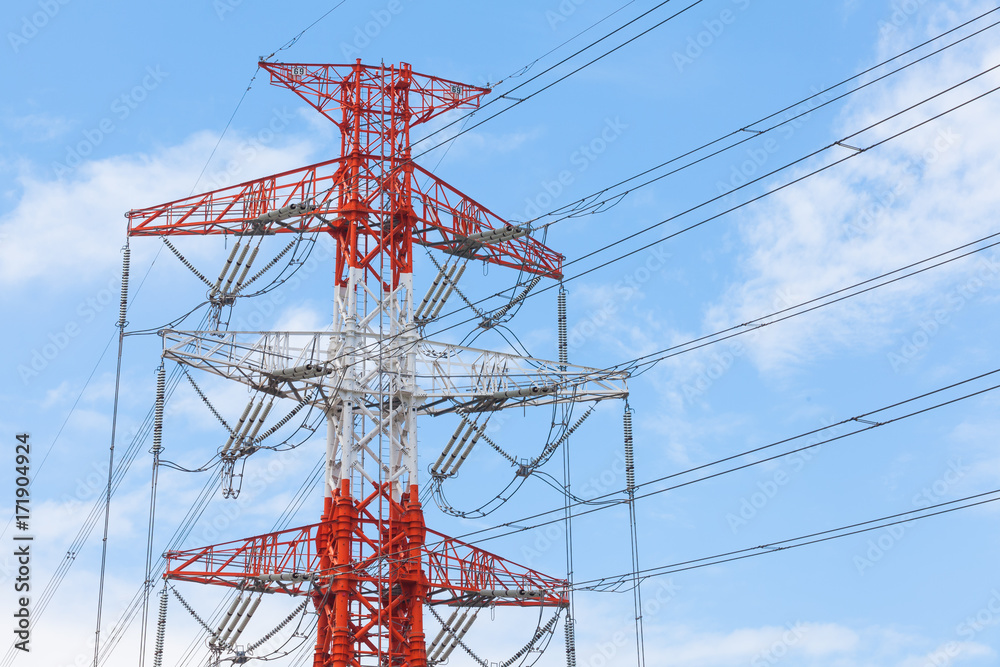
[574,486,1000,590]
[435,365,1000,549]
[411,0,702,155]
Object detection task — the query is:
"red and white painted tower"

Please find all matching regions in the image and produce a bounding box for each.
[127,60,627,667]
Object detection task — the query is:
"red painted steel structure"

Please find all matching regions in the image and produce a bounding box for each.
[127,61,562,285]
[128,61,567,667]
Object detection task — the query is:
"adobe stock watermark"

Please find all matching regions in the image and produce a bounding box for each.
[566,245,670,354]
[887,253,1000,372]
[56,385,187,517]
[725,416,846,534]
[200,107,296,191]
[750,623,809,667]
[682,287,795,405]
[518,116,628,222]
[578,579,680,667]
[878,0,930,39]
[7,0,71,54]
[545,0,588,30]
[920,588,1000,666]
[845,126,960,239]
[225,236,336,330]
[672,0,752,73]
[339,0,409,58]
[714,88,833,196]
[52,66,169,177]
[16,274,120,384]
[193,455,292,545]
[853,459,968,575]
[212,0,242,20]
[520,450,632,567]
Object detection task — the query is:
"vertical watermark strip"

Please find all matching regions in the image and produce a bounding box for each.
[13,433,32,652]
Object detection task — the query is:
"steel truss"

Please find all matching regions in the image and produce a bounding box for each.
[128,59,627,667]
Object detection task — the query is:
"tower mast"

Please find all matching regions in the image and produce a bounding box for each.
[127,59,627,667]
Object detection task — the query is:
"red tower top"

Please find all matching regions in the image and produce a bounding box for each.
[127,61,562,288]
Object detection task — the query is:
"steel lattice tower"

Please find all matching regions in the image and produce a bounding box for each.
[127,60,627,667]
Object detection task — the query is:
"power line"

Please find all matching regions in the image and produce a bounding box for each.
[340,66,1000,372]
[411,0,697,154]
[528,7,1000,229]
[123,11,1000,398]
[433,365,1000,549]
[574,486,1000,590]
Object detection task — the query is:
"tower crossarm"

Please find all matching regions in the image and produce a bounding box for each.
[126,157,345,237]
[423,528,568,607]
[160,329,628,409]
[164,523,322,594]
[259,61,492,128]
[164,521,569,608]
[126,158,561,278]
[410,163,562,278]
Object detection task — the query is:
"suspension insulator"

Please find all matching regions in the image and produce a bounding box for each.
[236,239,296,294]
[219,596,253,644]
[240,401,273,454]
[415,261,454,321]
[624,409,635,494]
[489,274,542,324]
[431,417,468,475]
[212,595,242,646]
[152,586,168,667]
[430,263,467,319]
[221,402,254,457]
[221,242,251,296]
[438,610,478,661]
[233,246,260,293]
[163,238,212,288]
[427,607,460,658]
[212,241,242,297]
[246,599,308,654]
[229,596,261,645]
[564,614,577,667]
[254,401,305,444]
[558,287,568,370]
[118,245,131,328]
[153,365,165,453]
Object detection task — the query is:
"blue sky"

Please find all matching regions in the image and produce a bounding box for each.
[3,1,1000,665]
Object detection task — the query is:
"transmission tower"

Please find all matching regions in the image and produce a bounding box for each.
[127,60,628,667]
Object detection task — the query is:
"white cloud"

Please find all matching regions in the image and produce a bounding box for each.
[652,622,858,666]
[0,129,316,290]
[896,641,995,667]
[3,112,74,142]
[704,2,1000,374]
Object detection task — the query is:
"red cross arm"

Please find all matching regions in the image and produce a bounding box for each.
[125,159,563,279]
[164,521,569,608]
[259,61,492,128]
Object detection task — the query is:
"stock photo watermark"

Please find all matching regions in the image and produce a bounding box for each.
[725,415,846,534]
[7,0,71,53]
[887,253,1000,372]
[750,623,809,667]
[200,107,296,191]
[682,287,795,406]
[845,127,960,239]
[16,273,120,385]
[578,579,680,667]
[338,0,409,58]
[566,245,671,355]
[672,0,752,73]
[853,459,968,575]
[519,116,628,222]
[715,88,835,196]
[51,66,169,177]
[878,0,931,38]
